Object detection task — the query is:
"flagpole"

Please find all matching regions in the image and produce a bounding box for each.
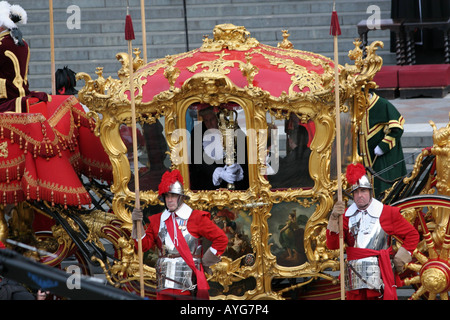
[49,0,56,95]
[330,1,345,300]
[140,0,147,63]
[125,6,145,298]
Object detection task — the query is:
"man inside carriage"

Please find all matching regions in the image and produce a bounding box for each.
[189,104,249,191]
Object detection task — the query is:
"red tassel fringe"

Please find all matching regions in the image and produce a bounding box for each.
[0,96,110,207]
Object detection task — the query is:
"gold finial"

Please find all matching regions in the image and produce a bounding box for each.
[200,24,259,52]
[278,29,293,49]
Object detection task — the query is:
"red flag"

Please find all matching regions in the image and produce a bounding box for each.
[125,14,135,41]
[330,11,341,36]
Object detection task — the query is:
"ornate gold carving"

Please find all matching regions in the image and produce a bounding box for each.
[277,30,293,49]
[257,49,330,95]
[93,236,157,288]
[421,267,448,294]
[209,255,249,293]
[163,55,180,91]
[240,53,259,88]
[431,114,450,195]
[201,24,259,52]
[188,51,238,76]
[218,109,238,189]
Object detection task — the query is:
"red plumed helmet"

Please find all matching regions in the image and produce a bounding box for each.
[346,163,372,191]
[345,163,366,185]
[158,169,187,198]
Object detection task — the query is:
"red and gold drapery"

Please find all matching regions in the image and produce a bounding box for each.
[0,95,112,207]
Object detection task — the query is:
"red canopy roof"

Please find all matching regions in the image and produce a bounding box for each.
[127,25,337,104]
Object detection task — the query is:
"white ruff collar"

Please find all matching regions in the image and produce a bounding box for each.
[345,198,383,218]
[161,203,193,221]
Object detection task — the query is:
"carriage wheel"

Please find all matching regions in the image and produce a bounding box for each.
[35,231,92,275]
[393,195,450,300]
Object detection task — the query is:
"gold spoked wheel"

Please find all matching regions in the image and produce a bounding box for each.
[393,195,450,300]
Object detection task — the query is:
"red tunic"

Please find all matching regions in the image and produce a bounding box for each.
[138,207,227,300]
[141,209,228,256]
[326,204,419,254]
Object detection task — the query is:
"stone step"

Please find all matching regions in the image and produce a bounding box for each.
[401,131,434,173]
[401,132,433,149]
[403,147,426,164]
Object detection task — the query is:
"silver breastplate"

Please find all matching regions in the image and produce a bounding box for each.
[351,211,388,250]
[346,211,389,292]
[156,218,202,291]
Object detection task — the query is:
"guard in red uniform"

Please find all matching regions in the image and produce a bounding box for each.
[132,169,228,300]
[0,2,49,113]
[326,163,419,300]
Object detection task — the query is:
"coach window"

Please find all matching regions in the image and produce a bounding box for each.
[120,118,170,192]
[265,113,314,190]
[188,103,249,191]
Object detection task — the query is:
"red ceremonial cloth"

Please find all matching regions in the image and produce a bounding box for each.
[49,95,112,183]
[0,113,60,159]
[165,213,210,300]
[35,94,112,183]
[346,246,397,300]
[0,112,82,206]
[0,94,114,206]
[22,150,91,207]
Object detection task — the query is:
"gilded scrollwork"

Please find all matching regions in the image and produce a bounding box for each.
[240,52,259,88]
[201,23,259,52]
[209,255,250,292]
[431,115,450,195]
[257,48,330,96]
[163,55,180,91]
[277,30,293,49]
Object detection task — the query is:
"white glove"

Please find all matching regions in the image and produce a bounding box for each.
[226,163,244,181]
[374,145,384,156]
[213,167,225,186]
[212,164,244,186]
